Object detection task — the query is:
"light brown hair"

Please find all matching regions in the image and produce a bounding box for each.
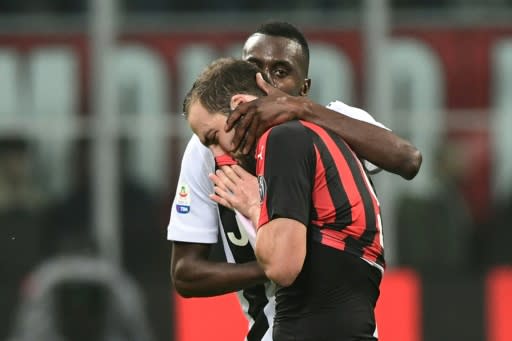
[183,57,268,117]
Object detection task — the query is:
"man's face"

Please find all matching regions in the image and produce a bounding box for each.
[242,33,309,96]
[188,101,235,155]
[188,96,259,171]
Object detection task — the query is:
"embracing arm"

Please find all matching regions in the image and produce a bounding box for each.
[255,218,307,287]
[171,241,267,298]
[299,99,422,180]
[227,74,422,180]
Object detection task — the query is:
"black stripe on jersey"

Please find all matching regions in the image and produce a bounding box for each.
[262,121,315,228]
[218,205,270,341]
[325,128,378,254]
[307,130,353,229]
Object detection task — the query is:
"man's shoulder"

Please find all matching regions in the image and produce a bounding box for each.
[258,121,314,156]
[266,120,310,139]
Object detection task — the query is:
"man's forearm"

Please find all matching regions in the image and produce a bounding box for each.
[255,218,306,287]
[172,258,267,298]
[299,98,422,180]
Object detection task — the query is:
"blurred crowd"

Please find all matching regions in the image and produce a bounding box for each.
[0,137,171,341]
[1,0,512,12]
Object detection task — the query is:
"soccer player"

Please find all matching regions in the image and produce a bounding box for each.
[169,21,420,341]
[184,57,384,341]
[226,23,421,180]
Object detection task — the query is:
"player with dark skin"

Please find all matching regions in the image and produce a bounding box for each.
[228,33,421,180]
[171,26,421,298]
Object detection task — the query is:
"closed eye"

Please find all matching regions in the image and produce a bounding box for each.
[204,130,218,146]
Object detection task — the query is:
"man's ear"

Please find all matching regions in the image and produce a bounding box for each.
[230,94,253,110]
[300,78,311,96]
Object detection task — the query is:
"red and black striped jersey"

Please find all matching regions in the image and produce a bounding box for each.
[256,120,385,269]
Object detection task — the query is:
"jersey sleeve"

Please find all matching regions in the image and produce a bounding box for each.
[256,121,315,228]
[167,135,218,243]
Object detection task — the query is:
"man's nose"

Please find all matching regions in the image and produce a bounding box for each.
[263,69,276,86]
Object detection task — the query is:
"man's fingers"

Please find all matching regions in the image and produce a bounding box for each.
[256,124,270,142]
[226,100,252,133]
[256,72,274,95]
[208,173,222,188]
[213,184,230,198]
[219,165,242,184]
[209,193,232,209]
[236,128,249,155]
[225,106,243,132]
[231,164,251,179]
[231,108,254,151]
[215,169,237,193]
[209,172,230,193]
[241,115,259,154]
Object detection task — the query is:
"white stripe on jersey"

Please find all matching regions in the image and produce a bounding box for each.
[217,208,275,341]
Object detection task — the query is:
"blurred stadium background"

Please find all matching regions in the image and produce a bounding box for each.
[1,0,512,340]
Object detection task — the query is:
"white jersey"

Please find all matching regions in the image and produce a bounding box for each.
[326,100,390,174]
[167,101,386,341]
[168,134,275,341]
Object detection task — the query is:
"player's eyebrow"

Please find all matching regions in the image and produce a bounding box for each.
[246,56,292,69]
[273,60,293,69]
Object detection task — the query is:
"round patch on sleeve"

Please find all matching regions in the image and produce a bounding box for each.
[257,176,267,203]
[175,183,191,214]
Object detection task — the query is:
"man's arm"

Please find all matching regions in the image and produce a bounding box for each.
[171,242,266,297]
[300,100,421,179]
[253,122,314,287]
[226,73,422,180]
[168,136,266,298]
[255,218,306,287]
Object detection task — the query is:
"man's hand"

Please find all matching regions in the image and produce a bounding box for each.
[225,73,304,154]
[208,165,260,223]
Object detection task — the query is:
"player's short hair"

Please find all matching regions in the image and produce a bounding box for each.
[183,57,268,117]
[255,21,310,72]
